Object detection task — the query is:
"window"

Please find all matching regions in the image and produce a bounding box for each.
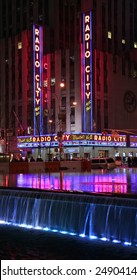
[128,60,131,77]
[122,58,125,75]
[62,96,66,107]
[97,99,101,131]
[113,55,117,73]
[134,42,137,48]
[18,42,22,49]
[70,107,75,124]
[108,31,112,39]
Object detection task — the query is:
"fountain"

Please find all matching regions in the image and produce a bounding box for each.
[0,188,137,246]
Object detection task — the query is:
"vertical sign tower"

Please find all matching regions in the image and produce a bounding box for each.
[33,25,43,136]
[81,11,93,132]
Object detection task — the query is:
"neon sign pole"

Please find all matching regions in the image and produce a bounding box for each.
[33,25,43,136]
[81,11,93,132]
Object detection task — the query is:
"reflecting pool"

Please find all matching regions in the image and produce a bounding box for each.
[0,167,137,195]
[1,167,137,249]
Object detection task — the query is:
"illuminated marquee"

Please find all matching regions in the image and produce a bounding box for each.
[130,136,137,147]
[33,25,43,135]
[17,133,127,148]
[81,11,93,132]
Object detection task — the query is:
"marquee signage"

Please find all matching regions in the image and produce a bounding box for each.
[81,11,93,132]
[130,135,137,147]
[33,25,43,135]
[17,133,127,148]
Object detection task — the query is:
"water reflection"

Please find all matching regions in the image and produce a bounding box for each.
[1,168,137,195]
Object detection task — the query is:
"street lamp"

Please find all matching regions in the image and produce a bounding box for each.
[42,81,65,131]
[37,81,65,159]
[56,82,65,160]
[72,101,77,106]
[42,81,65,160]
[54,83,65,132]
[60,81,65,88]
[49,82,65,160]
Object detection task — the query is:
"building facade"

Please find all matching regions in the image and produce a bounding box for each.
[0,0,137,159]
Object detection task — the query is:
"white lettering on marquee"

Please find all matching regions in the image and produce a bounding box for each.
[18,134,126,145]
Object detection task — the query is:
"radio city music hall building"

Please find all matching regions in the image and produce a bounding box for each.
[0,0,137,159]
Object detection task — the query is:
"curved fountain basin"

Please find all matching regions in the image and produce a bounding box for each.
[0,188,137,246]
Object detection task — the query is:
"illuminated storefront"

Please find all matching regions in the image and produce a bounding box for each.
[130,135,137,147]
[17,132,127,159]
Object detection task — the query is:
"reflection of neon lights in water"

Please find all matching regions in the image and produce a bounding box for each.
[1,170,137,249]
[16,172,128,194]
[3,169,137,194]
[0,174,9,187]
[130,172,137,193]
[94,174,127,193]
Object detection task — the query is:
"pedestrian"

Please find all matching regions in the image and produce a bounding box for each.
[30,156,35,162]
[128,157,132,167]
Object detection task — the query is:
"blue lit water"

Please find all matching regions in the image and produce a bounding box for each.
[1,167,137,259]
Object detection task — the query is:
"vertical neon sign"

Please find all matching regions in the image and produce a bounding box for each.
[81,11,93,132]
[33,25,43,135]
[43,55,49,134]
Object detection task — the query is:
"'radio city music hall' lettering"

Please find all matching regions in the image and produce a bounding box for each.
[84,14,91,104]
[33,24,43,135]
[17,133,127,147]
[81,11,93,131]
[34,27,41,112]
